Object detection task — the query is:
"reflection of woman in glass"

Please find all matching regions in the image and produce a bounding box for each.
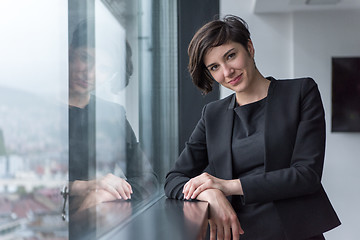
[68,20,157,212]
[165,16,340,240]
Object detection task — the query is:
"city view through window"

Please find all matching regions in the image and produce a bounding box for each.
[0,0,178,239]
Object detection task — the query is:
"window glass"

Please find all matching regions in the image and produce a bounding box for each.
[0,0,177,238]
[0,0,68,239]
[67,0,177,239]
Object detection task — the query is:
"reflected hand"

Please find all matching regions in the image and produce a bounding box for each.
[92,173,133,200]
[96,200,133,224]
[183,201,205,223]
[199,189,244,240]
[183,173,241,200]
[183,201,208,240]
[70,173,133,200]
[77,189,117,211]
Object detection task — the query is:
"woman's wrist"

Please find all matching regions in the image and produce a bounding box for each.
[196,188,223,203]
[223,179,243,196]
[70,180,94,196]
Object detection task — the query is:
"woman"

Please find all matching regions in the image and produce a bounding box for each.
[164,15,340,240]
[68,20,158,212]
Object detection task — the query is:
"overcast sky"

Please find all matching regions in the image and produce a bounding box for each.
[0,0,68,98]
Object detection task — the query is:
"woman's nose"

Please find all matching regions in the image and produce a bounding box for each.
[223,64,234,78]
[87,67,96,79]
[80,65,95,80]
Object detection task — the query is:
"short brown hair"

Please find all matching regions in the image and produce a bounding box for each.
[188,15,251,94]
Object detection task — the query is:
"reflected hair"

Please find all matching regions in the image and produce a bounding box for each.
[69,19,133,91]
[188,15,251,94]
[70,19,95,49]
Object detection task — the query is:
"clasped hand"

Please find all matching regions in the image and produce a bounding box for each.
[183,173,244,240]
[183,172,242,200]
[71,173,133,211]
[90,173,133,200]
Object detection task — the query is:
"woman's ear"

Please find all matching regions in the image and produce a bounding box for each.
[247,39,255,58]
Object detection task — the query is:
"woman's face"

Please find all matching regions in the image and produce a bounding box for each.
[69,46,115,95]
[203,40,256,94]
[69,46,96,95]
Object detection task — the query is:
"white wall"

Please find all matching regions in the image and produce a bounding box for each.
[293,10,360,240]
[221,1,360,239]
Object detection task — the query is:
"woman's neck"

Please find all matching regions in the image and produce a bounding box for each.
[235,72,270,106]
[69,92,90,108]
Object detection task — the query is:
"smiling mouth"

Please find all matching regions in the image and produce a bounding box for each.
[228,74,242,85]
[74,79,93,89]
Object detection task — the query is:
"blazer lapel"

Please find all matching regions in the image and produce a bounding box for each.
[264,77,280,171]
[264,77,295,171]
[209,96,235,180]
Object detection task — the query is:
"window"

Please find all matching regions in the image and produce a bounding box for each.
[0,0,177,239]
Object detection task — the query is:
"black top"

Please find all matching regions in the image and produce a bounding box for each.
[165,77,340,239]
[69,96,133,181]
[230,95,286,240]
[69,102,95,181]
[69,96,158,199]
[68,96,159,239]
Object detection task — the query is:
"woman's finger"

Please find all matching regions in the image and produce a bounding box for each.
[126,181,133,194]
[224,224,231,240]
[184,178,197,191]
[238,221,244,235]
[122,182,132,199]
[183,179,193,196]
[209,220,217,240]
[183,181,189,190]
[230,216,244,239]
[114,184,127,199]
[116,184,129,200]
[217,225,224,240]
[103,183,121,199]
[190,182,208,199]
[231,221,240,240]
[126,184,132,199]
[112,180,133,200]
[183,182,189,196]
[183,173,211,193]
[185,184,196,199]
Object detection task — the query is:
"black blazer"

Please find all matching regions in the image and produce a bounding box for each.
[165,77,340,239]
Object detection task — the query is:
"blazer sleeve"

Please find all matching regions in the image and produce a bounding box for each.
[164,105,209,200]
[240,78,327,204]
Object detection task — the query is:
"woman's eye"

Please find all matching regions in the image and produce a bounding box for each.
[79,53,88,61]
[227,53,235,60]
[210,65,218,71]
